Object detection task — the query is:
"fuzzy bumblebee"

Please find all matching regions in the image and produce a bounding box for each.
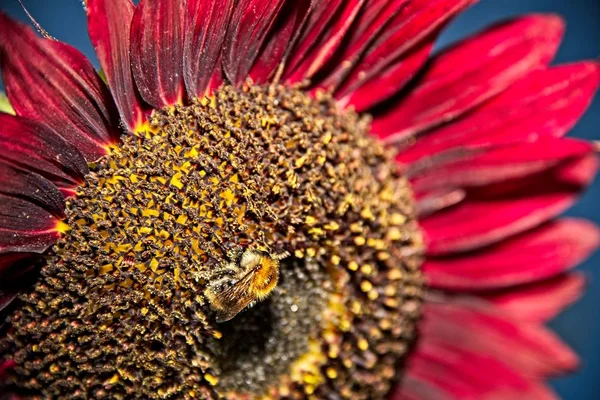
[206,250,289,323]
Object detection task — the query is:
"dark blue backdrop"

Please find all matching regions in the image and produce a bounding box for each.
[1,0,599,398]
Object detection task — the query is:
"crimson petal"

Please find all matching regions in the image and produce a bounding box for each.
[421,155,597,255]
[337,0,474,98]
[0,192,62,254]
[397,62,600,165]
[0,13,121,161]
[410,138,594,192]
[415,188,466,218]
[392,375,453,400]
[372,14,564,142]
[0,253,36,276]
[340,42,433,112]
[285,0,365,83]
[483,274,586,323]
[184,0,234,97]
[0,114,88,196]
[87,0,146,131]
[319,0,410,90]
[130,0,185,108]
[0,165,65,219]
[222,0,286,85]
[283,0,345,81]
[249,0,313,83]
[401,342,557,399]
[420,297,579,378]
[424,219,600,291]
[0,292,18,313]
[0,164,64,254]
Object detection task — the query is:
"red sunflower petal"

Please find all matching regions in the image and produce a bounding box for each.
[184,0,234,97]
[0,253,35,275]
[285,0,365,83]
[0,114,88,196]
[415,188,466,218]
[283,0,345,81]
[249,1,313,83]
[0,360,16,380]
[0,165,65,219]
[0,291,18,313]
[130,0,185,108]
[421,154,597,255]
[410,138,594,192]
[399,342,557,399]
[222,0,286,85]
[340,41,433,112]
[483,274,586,323]
[424,219,600,291]
[0,192,63,254]
[0,252,41,309]
[0,165,65,253]
[336,0,474,99]
[87,0,146,131]
[372,14,564,142]
[420,297,579,378]
[0,13,121,161]
[397,62,600,165]
[318,0,410,89]
[393,375,453,400]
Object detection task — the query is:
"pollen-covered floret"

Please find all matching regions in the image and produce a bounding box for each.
[1,84,423,399]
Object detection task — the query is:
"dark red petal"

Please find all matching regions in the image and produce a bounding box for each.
[283,0,345,80]
[0,164,64,253]
[401,342,557,399]
[0,291,18,313]
[424,219,600,291]
[0,253,41,312]
[410,138,594,192]
[87,0,146,131]
[0,253,35,275]
[397,62,600,165]
[415,188,466,218]
[222,0,286,85]
[420,297,579,378]
[0,193,62,254]
[0,360,16,380]
[391,375,453,400]
[249,0,313,83]
[483,274,586,323]
[420,155,597,255]
[0,114,88,194]
[0,165,65,218]
[340,42,433,112]
[372,15,564,142]
[285,0,365,83]
[184,0,234,97]
[336,0,474,98]
[319,0,410,89]
[0,13,121,161]
[130,0,185,108]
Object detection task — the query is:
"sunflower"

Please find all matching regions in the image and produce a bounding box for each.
[0,0,598,399]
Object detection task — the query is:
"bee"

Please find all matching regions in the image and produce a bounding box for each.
[205,250,289,323]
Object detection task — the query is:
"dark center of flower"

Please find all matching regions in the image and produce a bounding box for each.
[2,84,424,399]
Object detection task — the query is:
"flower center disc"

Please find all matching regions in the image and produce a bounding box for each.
[2,84,424,399]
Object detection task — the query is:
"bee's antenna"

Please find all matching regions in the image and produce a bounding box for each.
[18,0,56,40]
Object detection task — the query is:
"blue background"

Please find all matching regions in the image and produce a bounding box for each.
[0,0,599,398]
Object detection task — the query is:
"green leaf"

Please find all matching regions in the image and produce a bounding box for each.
[98,68,107,84]
[0,93,15,115]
